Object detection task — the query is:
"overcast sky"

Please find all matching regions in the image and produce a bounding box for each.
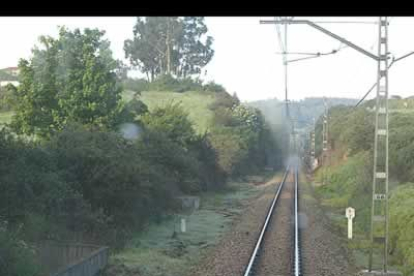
[1,16,413,102]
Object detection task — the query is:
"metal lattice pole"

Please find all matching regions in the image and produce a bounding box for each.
[369,16,389,272]
[260,17,398,275]
[282,17,295,154]
[283,17,289,120]
[310,118,316,170]
[322,98,329,184]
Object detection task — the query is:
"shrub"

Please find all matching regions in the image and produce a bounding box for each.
[0,220,42,276]
[389,183,414,272]
[203,81,226,93]
[148,74,203,92]
[122,78,149,93]
[208,92,239,111]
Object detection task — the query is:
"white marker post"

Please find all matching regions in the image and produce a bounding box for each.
[181,218,186,233]
[345,207,355,239]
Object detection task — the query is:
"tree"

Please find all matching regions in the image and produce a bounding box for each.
[124,17,164,81]
[0,84,17,112]
[124,17,214,80]
[10,27,125,138]
[140,102,195,148]
[176,17,214,78]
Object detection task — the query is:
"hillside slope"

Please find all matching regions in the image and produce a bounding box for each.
[249,97,358,128]
[123,90,217,134]
[313,99,414,275]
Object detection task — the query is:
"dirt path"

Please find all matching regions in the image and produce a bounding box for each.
[300,172,360,276]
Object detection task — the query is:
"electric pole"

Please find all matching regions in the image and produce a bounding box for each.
[283,17,289,119]
[310,118,316,170]
[369,16,390,273]
[260,17,400,275]
[281,16,296,154]
[322,97,329,185]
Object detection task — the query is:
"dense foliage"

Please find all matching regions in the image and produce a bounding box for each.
[122,75,226,94]
[0,24,284,276]
[209,92,282,176]
[10,27,127,138]
[314,102,414,274]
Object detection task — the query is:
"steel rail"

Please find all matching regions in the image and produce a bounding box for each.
[243,167,290,276]
[294,166,302,276]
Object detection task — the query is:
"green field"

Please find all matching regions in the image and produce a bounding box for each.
[123,90,217,134]
[0,90,217,133]
[0,111,13,125]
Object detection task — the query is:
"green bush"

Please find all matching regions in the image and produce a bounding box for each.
[388,113,414,183]
[126,74,230,95]
[0,220,42,276]
[148,74,203,92]
[0,84,17,112]
[203,81,226,93]
[389,183,414,273]
[208,92,239,111]
[48,125,167,228]
[316,151,372,234]
[140,103,196,147]
[122,78,149,93]
[189,133,226,190]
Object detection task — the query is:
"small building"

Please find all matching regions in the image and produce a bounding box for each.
[1,67,20,77]
[177,196,200,212]
[0,80,19,87]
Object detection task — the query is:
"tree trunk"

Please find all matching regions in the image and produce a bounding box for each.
[159,58,164,75]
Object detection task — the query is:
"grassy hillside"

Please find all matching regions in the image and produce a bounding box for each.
[123,90,217,134]
[0,111,13,125]
[313,99,414,275]
[0,90,217,133]
[249,97,358,130]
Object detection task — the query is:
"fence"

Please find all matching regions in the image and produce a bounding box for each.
[36,241,108,276]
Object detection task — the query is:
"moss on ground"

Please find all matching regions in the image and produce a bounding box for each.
[106,174,273,276]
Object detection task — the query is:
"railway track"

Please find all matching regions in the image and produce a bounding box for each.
[243,164,302,276]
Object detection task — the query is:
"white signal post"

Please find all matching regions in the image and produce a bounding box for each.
[181,218,186,233]
[346,207,355,239]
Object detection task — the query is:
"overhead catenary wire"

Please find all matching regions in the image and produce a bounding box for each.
[290,17,378,25]
[310,21,378,24]
[283,43,349,63]
[354,51,414,108]
[287,49,340,63]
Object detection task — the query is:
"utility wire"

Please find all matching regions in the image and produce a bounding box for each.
[286,45,348,63]
[275,39,349,64]
[276,51,323,55]
[349,23,379,107]
[311,21,378,24]
[354,51,414,108]
[275,16,285,53]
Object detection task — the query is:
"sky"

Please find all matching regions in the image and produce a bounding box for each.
[1,16,414,102]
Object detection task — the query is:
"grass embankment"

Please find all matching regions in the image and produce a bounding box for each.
[0,90,216,131]
[105,172,276,276]
[0,111,13,125]
[313,153,413,275]
[311,100,414,275]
